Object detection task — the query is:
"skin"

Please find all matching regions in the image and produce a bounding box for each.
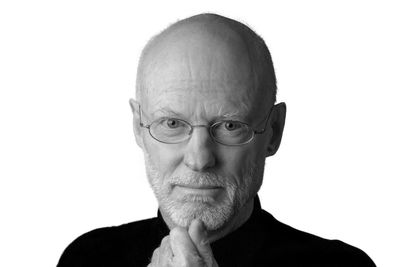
[130,17,286,266]
[149,219,218,267]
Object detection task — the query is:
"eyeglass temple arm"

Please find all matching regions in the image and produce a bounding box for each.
[254,107,273,135]
[138,104,150,129]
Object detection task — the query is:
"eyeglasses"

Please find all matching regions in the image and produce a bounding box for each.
[138,105,272,146]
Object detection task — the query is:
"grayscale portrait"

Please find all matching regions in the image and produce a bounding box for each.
[56,13,376,266]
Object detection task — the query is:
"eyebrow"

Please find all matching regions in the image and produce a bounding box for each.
[150,108,246,124]
[151,108,185,118]
[216,107,243,120]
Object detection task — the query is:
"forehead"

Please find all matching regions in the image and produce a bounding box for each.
[138,24,270,121]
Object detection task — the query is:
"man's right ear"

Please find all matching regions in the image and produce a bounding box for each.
[129,99,144,149]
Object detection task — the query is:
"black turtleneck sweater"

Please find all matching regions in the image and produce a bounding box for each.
[57,196,375,266]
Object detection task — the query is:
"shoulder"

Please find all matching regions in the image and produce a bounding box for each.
[57,217,158,267]
[65,217,157,251]
[258,210,376,266]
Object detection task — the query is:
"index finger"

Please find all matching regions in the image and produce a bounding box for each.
[188,219,207,246]
[159,236,173,261]
[169,227,202,264]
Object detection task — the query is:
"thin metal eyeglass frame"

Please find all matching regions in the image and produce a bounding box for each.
[138,104,272,146]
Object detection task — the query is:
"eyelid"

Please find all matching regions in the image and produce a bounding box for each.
[155,117,249,127]
[156,117,190,125]
[214,119,249,126]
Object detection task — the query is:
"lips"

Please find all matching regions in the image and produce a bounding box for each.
[172,183,223,201]
[174,184,222,189]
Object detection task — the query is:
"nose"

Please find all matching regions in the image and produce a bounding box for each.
[183,126,216,171]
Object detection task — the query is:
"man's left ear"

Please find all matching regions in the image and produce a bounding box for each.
[265,102,286,157]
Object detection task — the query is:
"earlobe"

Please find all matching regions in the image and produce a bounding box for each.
[129,98,144,149]
[265,102,286,157]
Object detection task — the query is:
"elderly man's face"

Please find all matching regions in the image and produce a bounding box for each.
[134,28,275,230]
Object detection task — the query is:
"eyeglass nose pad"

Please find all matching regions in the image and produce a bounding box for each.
[188,126,194,135]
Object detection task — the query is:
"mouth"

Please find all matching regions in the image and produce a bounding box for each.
[175,184,222,190]
[172,183,223,197]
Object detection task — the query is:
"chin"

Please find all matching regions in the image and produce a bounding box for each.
[161,193,236,230]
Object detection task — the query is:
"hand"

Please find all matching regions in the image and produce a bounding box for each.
[148,219,219,267]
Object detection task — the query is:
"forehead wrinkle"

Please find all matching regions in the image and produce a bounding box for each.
[146,78,252,91]
[145,94,252,121]
[145,81,255,104]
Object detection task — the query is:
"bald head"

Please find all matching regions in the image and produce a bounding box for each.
[136,13,277,113]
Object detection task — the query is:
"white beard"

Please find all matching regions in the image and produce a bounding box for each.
[143,152,263,231]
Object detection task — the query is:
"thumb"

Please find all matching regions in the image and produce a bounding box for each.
[188,219,215,266]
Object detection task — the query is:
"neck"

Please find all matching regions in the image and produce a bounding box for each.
[160,197,255,243]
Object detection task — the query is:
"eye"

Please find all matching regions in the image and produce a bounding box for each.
[224,121,241,131]
[166,119,180,128]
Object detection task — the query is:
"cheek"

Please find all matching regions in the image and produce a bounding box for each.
[143,136,183,177]
[218,145,260,180]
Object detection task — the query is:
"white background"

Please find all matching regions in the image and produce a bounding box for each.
[0,1,399,266]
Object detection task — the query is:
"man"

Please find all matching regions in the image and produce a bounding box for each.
[57,13,375,266]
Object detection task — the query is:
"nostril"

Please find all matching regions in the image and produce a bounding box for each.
[184,153,216,171]
[183,146,216,171]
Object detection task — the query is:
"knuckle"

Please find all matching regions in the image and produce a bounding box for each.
[161,235,170,246]
[170,227,185,237]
